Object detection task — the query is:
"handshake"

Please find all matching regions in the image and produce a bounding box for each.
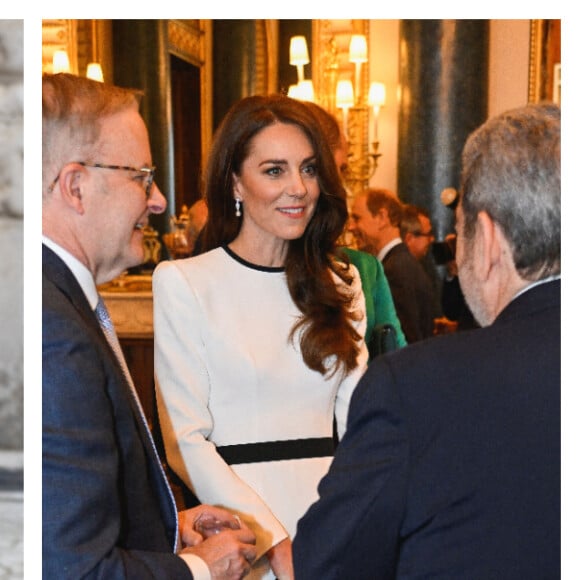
[179,505,257,579]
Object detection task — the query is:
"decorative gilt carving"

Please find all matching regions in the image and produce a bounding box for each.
[264,20,279,95]
[168,20,205,66]
[254,20,278,95]
[312,19,372,196]
[528,19,561,105]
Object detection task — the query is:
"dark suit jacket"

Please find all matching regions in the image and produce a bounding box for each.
[442,275,479,331]
[294,279,560,579]
[42,245,191,579]
[382,242,437,343]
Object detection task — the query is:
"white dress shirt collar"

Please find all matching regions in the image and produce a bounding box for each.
[376,237,403,262]
[511,274,561,303]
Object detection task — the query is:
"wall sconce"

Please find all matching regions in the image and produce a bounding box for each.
[340,33,386,191]
[289,31,386,195]
[47,21,105,82]
[50,49,104,83]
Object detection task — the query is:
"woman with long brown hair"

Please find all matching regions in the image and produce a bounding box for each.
[153,94,368,579]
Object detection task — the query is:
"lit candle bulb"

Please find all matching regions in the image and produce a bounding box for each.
[288,84,300,99]
[336,80,354,137]
[349,35,368,104]
[86,62,104,82]
[297,80,315,102]
[368,82,386,142]
[52,50,70,74]
[290,36,309,83]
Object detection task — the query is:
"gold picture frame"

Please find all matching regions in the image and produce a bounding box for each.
[528,19,561,105]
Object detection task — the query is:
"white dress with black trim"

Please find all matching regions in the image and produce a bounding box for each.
[153,246,368,579]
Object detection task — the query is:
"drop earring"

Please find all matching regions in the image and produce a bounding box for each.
[235,198,242,217]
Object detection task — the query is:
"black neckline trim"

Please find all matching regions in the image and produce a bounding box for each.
[222,245,285,273]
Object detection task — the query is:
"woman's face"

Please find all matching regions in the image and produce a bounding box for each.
[233,122,321,248]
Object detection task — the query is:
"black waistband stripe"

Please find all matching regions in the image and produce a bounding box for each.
[216,437,335,465]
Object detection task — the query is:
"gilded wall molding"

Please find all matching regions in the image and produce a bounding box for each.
[528,19,561,105]
[168,20,205,66]
[168,20,213,172]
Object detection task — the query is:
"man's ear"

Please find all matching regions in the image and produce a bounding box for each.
[376,207,390,228]
[475,210,502,281]
[58,163,86,215]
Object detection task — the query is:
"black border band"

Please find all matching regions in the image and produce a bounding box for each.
[216,437,335,465]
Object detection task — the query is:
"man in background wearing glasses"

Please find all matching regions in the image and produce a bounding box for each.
[42,73,256,579]
[400,204,435,262]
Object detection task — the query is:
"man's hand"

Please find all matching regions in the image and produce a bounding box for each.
[179,505,245,547]
[178,505,257,578]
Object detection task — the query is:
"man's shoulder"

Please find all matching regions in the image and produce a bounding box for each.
[384,287,559,380]
[43,260,84,316]
[43,262,100,357]
[504,278,560,319]
[383,243,426,281]
[42,285,97,358]
[383,242,412,264]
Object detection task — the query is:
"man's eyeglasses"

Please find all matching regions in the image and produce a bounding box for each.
[47,161,156,199]
[412,230,434,238]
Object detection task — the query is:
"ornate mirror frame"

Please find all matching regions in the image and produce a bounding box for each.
[528,19,561,105]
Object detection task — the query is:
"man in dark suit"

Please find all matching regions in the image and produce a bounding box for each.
[349,188,437,342]
[293,102,561,579]
[42,73,256,579]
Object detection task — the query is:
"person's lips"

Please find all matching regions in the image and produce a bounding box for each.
[278,206,306,218]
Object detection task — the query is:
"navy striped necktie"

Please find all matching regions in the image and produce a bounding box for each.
[95,296,136,392]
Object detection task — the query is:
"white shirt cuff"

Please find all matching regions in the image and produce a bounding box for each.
[178,553,211,580]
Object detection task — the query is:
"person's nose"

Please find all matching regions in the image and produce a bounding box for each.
[147,182,167,214]
[287,170,308,198]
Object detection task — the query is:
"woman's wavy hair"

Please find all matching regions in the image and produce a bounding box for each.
[201,94,362,377]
